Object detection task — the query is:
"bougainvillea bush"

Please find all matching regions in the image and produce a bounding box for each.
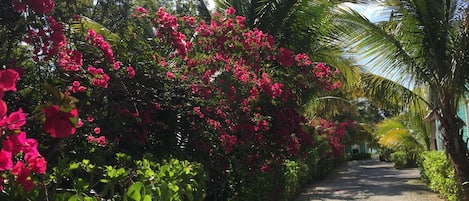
[0,0,349,200]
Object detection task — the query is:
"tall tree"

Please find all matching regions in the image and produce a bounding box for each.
[336,1,469,199]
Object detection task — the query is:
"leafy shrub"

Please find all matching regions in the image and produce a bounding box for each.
[391,151,418,168]
[282,160,301,200]
[391,151,408,168]
[131,158,207,201]
[0,0,349,199]
[378,148,392,161]
[417,151,458,201]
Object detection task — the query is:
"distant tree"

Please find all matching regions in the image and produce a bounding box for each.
[336,1,469,199]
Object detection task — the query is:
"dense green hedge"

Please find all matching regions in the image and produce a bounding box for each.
[228,156,345,201]
[390,151,418,169]
[417,151,458,201]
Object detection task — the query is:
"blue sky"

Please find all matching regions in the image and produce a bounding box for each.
[339,2,390,23]
[337,2,416,89]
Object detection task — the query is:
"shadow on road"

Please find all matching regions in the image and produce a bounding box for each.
[294,159,443,201]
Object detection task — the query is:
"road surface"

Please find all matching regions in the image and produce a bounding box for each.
[295,158,444,201]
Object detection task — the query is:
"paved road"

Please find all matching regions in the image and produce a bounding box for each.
[295,159,444,201]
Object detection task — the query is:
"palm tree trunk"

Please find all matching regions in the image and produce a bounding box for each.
[439,101,469,200]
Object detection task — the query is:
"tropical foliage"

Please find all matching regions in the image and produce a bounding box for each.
[374,117,424,168]
[335,1,469,199]
[418,151,458,201]
[0,0,354,200]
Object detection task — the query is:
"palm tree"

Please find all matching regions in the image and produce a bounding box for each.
[335,1,469,199]
[374,116,427,166]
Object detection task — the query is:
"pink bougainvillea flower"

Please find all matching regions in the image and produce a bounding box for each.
[127,66,135,78]
[4,132,27,155]
[69,80,86,93]
[155,103,161,110]
[133,6,148,17]
[73,14,81,21]
[220,133,237,153]
[235,16,246,28]
[12,0,26,12]
[295,53,312,66]
[77,118,83,128]
[225,7,236,15]
[58,49,83,71]
[0,99,7,118]
[87,135,95,143]
[12,0,55,14]
[88,67,110,88]
[271,83,284,98]
[11,161,25,177]
[113,61,120,70]
[277,47,295,67]
[22,138,39,156]
[166,71,175,79]
[28,0,55,14]
[96,136,106,146]
[11,161,35,191]
[25,152,47,174]
[0,150,13,171]
[0,69,19,92]
[42,105,78,138]
[86,29,115,63]
[0,108,27,130]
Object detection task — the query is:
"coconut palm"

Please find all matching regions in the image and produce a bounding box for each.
[335,1,469,199]
[374,115,427,156]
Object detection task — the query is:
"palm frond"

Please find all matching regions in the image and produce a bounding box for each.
[375,118,423,150]
[360,72,428,112]
[334,7,418,85]
[71,16,121,45]
[404,86,432,150]
[375,118,405,137]
[378,128,409,148]
[215,0,259,27]
[254,0,301,35]
[197,0,212,22]
[315,47,361,88]
[303,95,357,119]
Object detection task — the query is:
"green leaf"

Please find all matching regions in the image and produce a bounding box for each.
[69,117,79,127]
[71,16,121,46]
[100,179,109,183]
[68,195,84,201]
[159,182,173,201]
[168,183,179,192]
[125,182,147,201]
[41,83,79,109]
[81,159,90,165]
[143,195,152,201]
[69,162,80,170]
[84,197,97,201]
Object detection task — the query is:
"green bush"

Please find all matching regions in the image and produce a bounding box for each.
[282,160,302,201]
[391,151,418,168]
[417,151,458,201]
[391,151,408,168]
[128,158,207,201]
